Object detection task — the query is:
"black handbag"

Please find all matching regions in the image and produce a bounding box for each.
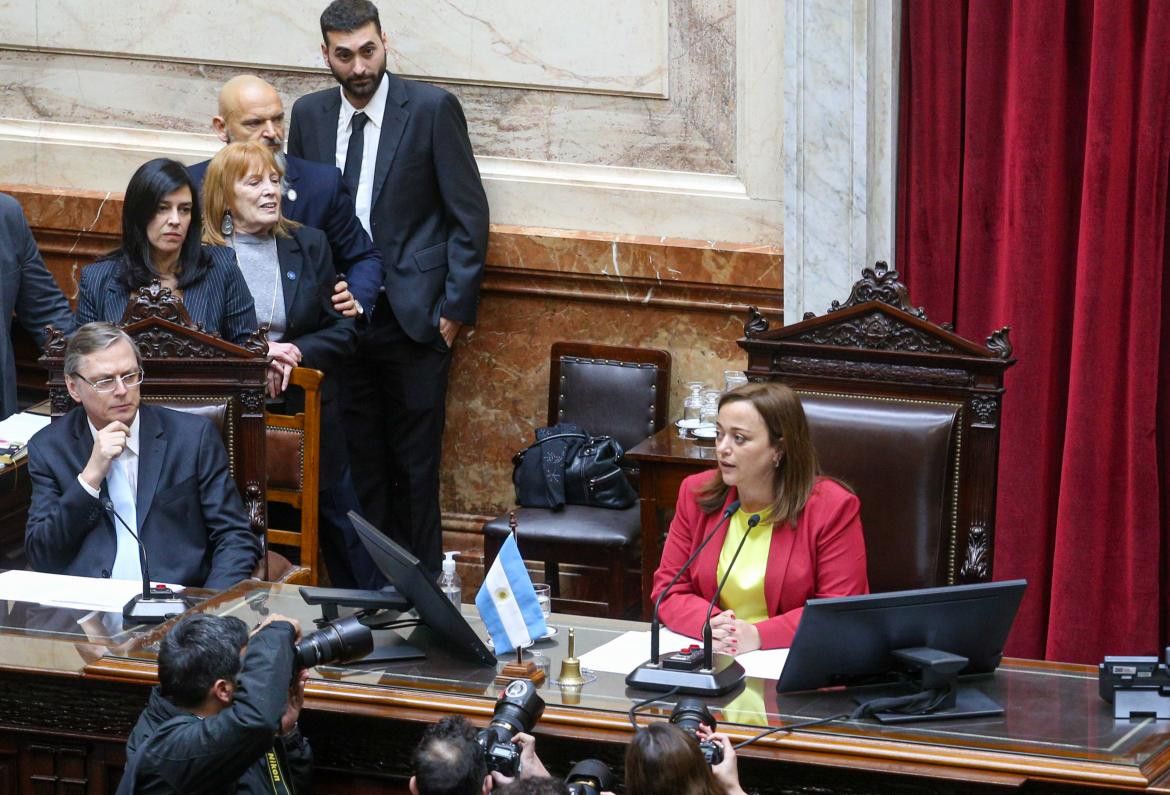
[512,422,637,510]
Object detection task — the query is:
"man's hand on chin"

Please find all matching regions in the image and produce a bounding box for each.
[81,421,130,491]
[438,316,462,349]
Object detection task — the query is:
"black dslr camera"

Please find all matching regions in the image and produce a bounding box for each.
[476,679,546,776]
[670,698,724,766]
[294,615,373,671]
[565,759,614,795]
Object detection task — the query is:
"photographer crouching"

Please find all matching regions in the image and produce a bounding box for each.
[413,680,616,795]
[117,613,312,794]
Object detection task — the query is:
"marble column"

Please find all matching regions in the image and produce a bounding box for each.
[783,0,901,322]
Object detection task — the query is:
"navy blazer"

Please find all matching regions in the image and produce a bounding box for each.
[76,247,258,345]
[187,155,383,314]
[271,225,358,481]
[288,74,489,344]
[0,193,75,420]
[25,404,262,589]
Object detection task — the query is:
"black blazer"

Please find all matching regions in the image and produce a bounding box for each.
[271,225,359,480]
[288,73,490,344]
[0,193,75,420]
[25,404,262,589]
[187,155,383,314]
[76,246,258,345]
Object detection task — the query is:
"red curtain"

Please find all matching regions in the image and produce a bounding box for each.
[897,0,1170,663]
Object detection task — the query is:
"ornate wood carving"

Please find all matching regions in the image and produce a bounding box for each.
[49,386,73,415]
[120,281,196,328]
[771,355,972,387]
[970,395,999,428]
[244,482,265,535]
[240,390,265,414]
[790,309,960,354]
[0,672,145,736]
[132,328,234,360]
[960,522,992,581]
[826,261,928,319]
[986,326,1014,359]
[744,305,771,337]
[42,326,68,356]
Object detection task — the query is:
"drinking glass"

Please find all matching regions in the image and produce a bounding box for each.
[724,370,748,393]
[533,583,552,620]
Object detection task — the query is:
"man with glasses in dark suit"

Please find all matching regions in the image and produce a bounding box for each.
[24,322,260,589]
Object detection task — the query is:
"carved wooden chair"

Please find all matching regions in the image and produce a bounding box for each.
[738,263,1015,591]
[40,284,307,583]
[483,342,671,618]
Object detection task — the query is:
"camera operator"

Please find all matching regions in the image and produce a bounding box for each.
[624,723,746,795]
[117,613,311,794]
[411,716,551,794]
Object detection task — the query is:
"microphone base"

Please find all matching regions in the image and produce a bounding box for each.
[123,594,190,625]
[626,655,746,696]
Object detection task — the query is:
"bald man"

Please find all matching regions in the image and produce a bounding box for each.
[188,75,382,316]
[187,76,386,590]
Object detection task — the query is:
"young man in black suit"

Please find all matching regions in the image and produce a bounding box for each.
[24,323,261,589]
[288,0,490,573]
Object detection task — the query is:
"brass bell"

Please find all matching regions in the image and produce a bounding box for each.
[558,627,587,687]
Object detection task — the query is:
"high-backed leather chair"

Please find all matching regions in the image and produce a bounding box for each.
[483,342,671,617]
[40,285,306,582]
[738,263,1015,590]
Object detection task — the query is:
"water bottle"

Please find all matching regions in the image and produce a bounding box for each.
[438,551,461,609]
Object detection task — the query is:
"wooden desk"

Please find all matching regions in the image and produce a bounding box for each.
[4,581,1170,793]
[627,426,716,619]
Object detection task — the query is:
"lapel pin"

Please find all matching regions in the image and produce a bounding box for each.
[287,188,297,202]
[286,271,296,280]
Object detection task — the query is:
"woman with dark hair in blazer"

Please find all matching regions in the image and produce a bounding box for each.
[201,140,381,590]
[653,382,869,652]
[76,158,258,343]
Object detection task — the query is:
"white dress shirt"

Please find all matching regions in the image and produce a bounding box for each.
[78,412,142,581]
[335,74,389,237]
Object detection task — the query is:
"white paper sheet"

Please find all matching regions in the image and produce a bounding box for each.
[0,570,182,613]
[578,628,789,680]
[0,412,51,446]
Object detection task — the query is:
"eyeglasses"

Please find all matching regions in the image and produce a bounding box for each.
[73,369,145,393]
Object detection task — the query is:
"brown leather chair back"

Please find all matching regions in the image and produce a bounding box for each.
[739,263,1016,590]
[143,395,234,473]
[799,391,961,592]
[548,342,671,464]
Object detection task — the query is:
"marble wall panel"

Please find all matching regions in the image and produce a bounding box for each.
[14,0,668,96]
[0,0,781,249]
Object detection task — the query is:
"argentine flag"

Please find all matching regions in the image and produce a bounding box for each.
[475,533,548,653]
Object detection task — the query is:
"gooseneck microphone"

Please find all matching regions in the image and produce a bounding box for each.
[103,499,188,624]
[648,499,740,666]
[701,513,762,669]
[626,498,750,695]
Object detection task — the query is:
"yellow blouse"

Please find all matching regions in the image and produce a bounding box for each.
[716,507,775,623]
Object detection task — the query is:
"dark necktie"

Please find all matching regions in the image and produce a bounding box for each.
[342,111,368,199]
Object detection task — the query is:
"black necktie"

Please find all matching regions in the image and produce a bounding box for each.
[342,111,368,199]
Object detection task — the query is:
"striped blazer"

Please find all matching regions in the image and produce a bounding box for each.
[77,246,258,344]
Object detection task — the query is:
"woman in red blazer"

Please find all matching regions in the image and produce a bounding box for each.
[654,382,868,652]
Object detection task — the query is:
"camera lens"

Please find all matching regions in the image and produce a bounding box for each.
[669,697,717,735]
[565,759,614,795]
[294,615,373,669]
[488,679,546,735]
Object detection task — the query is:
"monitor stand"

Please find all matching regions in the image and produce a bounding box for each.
[357,628,426,664]
[853,646,1004,724]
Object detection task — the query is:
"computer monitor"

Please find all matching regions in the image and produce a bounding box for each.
[349,511,496,667]
[777,580,1027,723]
